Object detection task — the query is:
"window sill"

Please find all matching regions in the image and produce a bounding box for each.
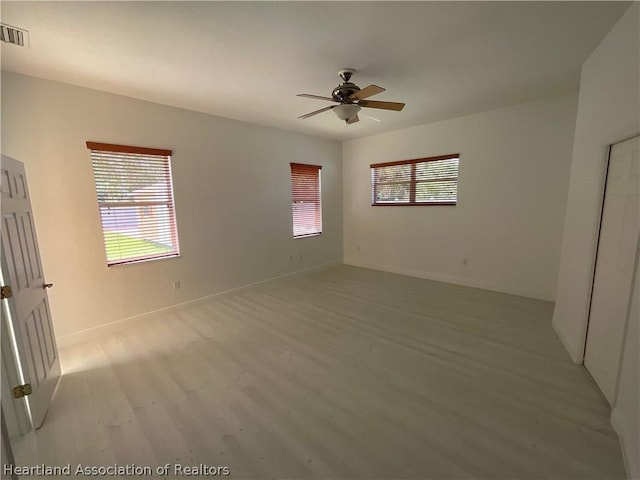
[371,202,457,206]
[293,232,322,239]
[107,253,180,267]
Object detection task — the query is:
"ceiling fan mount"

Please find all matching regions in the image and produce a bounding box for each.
[297,69,406,125]
[338,69,355,83]
[332,69,360,102]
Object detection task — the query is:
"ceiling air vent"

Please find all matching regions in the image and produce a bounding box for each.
[1,23,29,47]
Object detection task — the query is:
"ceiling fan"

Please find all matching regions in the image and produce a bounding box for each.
[297,69,405,125]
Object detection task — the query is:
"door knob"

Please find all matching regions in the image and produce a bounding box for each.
[43,283,53,289]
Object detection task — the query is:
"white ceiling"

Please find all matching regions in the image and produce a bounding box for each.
[0,1,630,141]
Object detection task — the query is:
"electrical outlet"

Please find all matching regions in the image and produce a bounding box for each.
[173,280,181,290]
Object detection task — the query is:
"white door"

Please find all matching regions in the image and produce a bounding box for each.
[1,154,60,429]
[584,135,640,404]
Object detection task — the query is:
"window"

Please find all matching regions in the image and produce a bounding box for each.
[290,163,322,238]
[87,142,180,266]
[371,154,459,206]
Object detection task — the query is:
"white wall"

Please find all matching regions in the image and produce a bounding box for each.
[343,94,578,301]
[551,4,639,477]
[552,3,639,363]
[1,72,343,342]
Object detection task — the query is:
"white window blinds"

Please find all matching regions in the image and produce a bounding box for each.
[87,142,180,266]
[371,154,459,206]
[290,163,322,238]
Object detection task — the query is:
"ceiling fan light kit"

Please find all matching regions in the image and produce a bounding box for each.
[333,104,361,121]
[297,69,405,125]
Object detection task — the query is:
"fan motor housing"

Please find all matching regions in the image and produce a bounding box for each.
[332,82,361,103]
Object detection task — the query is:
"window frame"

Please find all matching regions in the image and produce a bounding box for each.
[370,153,460,206]
[290,162,322,239]
[86,141,181,267]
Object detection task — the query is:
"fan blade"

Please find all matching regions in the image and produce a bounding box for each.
[358,99,405,111]
[347,114,360,125]
[349,85,385,101]
[298,105,336,119]
[297,94,336,102]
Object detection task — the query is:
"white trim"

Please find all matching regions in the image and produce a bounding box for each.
[611,132,640,147]
[579,143,616,367]
[343,260,555,301]
[56,261,341,348]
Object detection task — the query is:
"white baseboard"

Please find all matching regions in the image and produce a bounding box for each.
[343,259,555,302]
[56,261,341,348]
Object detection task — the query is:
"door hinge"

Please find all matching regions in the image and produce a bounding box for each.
[0,285,12,300]
[12,383,32,399]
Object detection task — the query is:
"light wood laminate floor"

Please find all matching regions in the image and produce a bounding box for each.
[12,265,625,479]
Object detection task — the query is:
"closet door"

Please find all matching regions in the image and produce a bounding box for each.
[584,135,639,404]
